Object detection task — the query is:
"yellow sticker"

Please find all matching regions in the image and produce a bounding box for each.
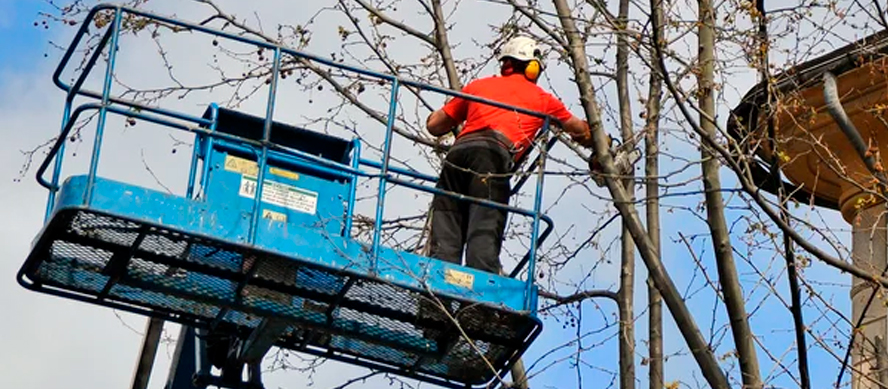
[444,269,474,289]
[270,167,300,180]
[262,209,287,222]
[224,155,299,180]
[224,154,259,175]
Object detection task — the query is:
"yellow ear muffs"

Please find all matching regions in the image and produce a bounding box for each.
[524,60,541,81]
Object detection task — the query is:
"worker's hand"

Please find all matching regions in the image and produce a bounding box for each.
[574,132,595,148]
[588,151,602,172]
[588,151,607,187]
[427,110,460,137]
[562,117,594,146]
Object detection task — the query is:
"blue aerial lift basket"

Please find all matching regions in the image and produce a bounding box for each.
[18,5,562,389]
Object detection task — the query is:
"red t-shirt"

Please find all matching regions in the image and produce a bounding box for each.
[442,74,573,150]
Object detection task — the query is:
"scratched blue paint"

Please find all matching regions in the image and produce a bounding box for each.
[201,144,349,238]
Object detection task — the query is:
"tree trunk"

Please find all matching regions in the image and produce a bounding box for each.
[697,0,763,387]
[553,0,729,387]
[430,0,462,91]
[645,2,665,386]
[615,0,636,387]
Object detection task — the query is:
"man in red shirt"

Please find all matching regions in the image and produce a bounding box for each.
[425,36,593,275]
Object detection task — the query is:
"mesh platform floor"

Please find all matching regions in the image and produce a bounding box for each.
[21,209,541,387]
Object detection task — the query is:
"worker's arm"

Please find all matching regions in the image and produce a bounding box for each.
[544,95,594,147]
[562,116,594,147]
[426,109,460,137]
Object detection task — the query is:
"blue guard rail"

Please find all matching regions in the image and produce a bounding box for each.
[18,4,565,389]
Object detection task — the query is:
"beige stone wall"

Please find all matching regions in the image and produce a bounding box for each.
[852,205,888,389]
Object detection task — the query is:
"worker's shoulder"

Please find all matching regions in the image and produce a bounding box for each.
[463,74,503,90]
[466,74,549,92]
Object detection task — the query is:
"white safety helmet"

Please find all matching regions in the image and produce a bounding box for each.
[497,36,546,71]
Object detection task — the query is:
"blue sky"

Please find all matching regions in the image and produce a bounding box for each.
[0,1,52,72]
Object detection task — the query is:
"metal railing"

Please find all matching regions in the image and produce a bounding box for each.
[39,4,566,311]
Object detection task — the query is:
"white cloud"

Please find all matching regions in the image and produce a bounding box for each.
[0,52,155,388]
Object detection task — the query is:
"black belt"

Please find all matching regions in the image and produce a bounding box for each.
[453,129,524,154]
[451,129,527,170]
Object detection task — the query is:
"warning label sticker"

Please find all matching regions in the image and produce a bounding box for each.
[262,209,287,222]
[224,154,300,181]
[239,175,318,215]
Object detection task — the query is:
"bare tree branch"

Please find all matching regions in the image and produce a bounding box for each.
[352,0,436,46]
[553,0,731,387]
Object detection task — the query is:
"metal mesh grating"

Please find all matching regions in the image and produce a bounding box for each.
[23,209,540,387]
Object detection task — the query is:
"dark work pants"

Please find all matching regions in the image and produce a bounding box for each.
[428,136,512,274]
